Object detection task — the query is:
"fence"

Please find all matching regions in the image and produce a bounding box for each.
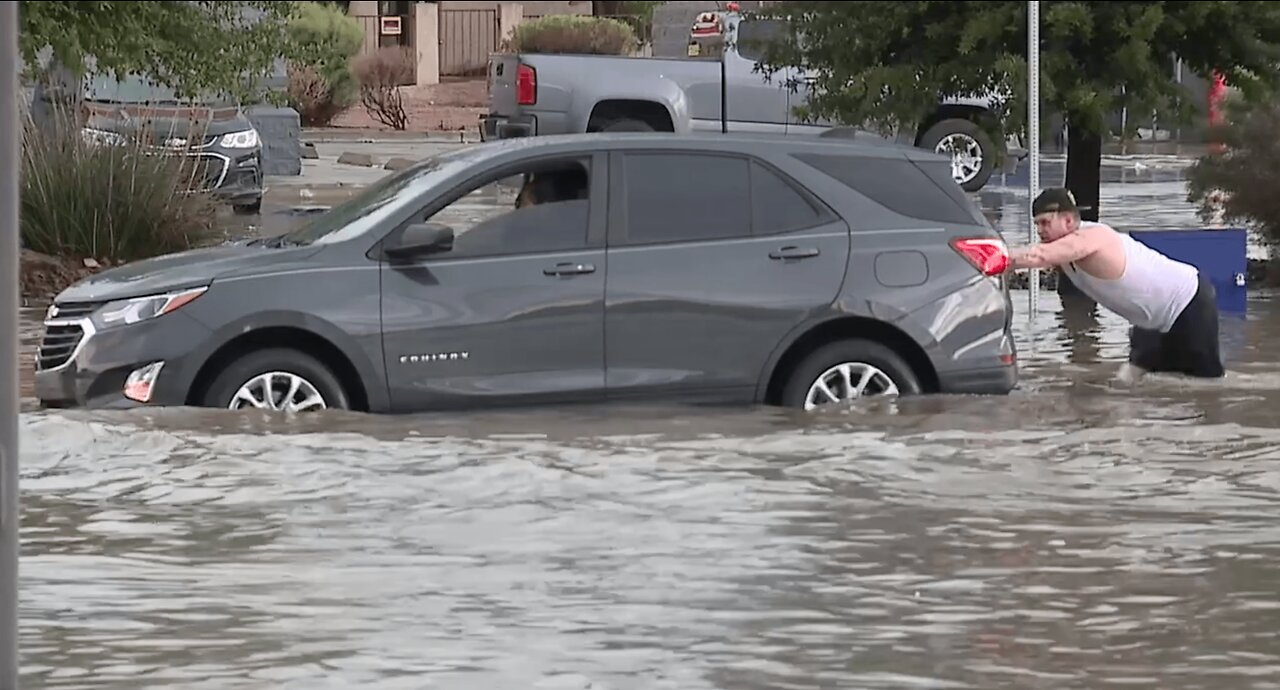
[440,9,500,77]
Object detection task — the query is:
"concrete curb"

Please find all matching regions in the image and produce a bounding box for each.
[302,129,481,145]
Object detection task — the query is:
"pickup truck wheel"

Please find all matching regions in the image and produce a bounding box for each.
[918,118,995,192]
[203,348,348,413]
[780,339,921,411]
[592,118,655,132]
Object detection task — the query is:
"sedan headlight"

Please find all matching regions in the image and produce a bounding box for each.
[219,128,260,149]
[81,127,126,146]
[91,286,208,329]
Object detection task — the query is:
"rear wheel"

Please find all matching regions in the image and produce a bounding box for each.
[781,339,921,411]
[918,118,996,192]
[202,348,348,413]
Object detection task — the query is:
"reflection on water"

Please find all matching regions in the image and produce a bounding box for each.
[15,289,1280,688]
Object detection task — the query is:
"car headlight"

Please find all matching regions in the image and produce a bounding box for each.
[91,286,208,329]
[81,127,126,146]
[219,128,260,149]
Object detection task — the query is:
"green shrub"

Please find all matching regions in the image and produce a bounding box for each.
[285,1,364,126]
[508,15,638,55]
[1185,94,1280,254]
[20,104,221,264]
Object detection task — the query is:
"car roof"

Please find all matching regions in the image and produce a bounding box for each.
[462,130,950,165]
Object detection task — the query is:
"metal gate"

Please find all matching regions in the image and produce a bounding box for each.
[439,9,500,77]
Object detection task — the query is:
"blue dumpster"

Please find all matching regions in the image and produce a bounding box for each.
[1128,228,1248,315]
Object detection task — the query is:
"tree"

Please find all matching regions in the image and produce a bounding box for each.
[20,1,303,103]
[752,1,1280,225]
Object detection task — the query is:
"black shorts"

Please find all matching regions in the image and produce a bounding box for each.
[1129,271,1225,378]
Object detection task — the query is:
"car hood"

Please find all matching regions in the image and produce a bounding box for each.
[83,101,252,142]
[55,241,321,305]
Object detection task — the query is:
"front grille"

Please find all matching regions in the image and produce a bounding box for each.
[37,323,85,371]
[189,154,228,191]
[37,300,101,371]
[46,301,99,321]
[144,150,229,191]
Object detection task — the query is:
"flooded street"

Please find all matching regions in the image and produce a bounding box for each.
[17,288,1280,689]
[15,153,1280,688]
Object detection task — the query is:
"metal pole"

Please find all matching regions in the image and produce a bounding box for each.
[1027,0,1041,321]
[0,2,19,687]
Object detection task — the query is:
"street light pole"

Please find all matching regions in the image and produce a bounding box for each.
[1028,0,1041,321]
[0,1,20,687]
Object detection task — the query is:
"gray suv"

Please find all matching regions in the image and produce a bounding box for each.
[34,131,1018,414]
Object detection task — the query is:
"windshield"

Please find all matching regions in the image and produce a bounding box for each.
[276,148,484,247]
[84,72,234,106]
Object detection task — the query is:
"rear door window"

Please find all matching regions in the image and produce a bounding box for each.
[622,152,753,245]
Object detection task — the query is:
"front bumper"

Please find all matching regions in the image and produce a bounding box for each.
[479,113,536,142]
[33,307,212,410]
[205,148,264,206]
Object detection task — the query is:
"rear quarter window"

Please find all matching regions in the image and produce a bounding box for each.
[793,152,979,226]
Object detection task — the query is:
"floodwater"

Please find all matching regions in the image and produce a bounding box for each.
[15,157,1280,689]
[17,289,1280,689]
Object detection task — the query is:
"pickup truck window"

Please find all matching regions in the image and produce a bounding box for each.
[622,152,752,245]
[736,18,785,63]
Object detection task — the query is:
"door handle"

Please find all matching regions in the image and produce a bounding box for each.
[543,262,596,276]
[769,246,820,260]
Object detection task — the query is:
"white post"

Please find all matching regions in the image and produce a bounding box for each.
[1027,0,1041,321]
[0,3,18,687]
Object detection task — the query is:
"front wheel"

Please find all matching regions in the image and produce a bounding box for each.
[202,348,348,413]
[781,339,922,411]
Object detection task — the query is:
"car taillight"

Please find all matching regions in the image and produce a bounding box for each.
[516,64,536,106]
[951,237,1009,276]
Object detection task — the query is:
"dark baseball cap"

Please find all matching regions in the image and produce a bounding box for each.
[1032,187,1079,216]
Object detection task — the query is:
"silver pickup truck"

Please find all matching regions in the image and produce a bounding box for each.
[481,10,1026,192]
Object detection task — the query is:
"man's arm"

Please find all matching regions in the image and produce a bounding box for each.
[1010,226,1108,269]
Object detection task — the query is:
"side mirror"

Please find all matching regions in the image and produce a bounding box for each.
[385,222,454,260]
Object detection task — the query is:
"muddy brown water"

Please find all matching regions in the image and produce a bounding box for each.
[15,288,1280,689]
[15,165,1280,688]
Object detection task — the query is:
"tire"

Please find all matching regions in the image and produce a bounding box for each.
[780,339,922,411]
[202,347,348,413]
[918,118,996,192]
[232,197,263,215]
[592,117,656,132]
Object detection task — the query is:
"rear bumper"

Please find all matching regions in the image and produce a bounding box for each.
[479,113,536,141]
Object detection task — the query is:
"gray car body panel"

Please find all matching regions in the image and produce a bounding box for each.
[35,132,1017,413]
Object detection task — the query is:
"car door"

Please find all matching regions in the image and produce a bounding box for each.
[603,149,850,403]
[379,151,608,412]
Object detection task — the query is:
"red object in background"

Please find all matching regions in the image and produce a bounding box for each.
[726,2,740,12]
[1208,71,1227,126]
[1209,71,1227,153]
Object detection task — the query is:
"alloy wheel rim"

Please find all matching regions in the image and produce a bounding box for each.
[935,132,984,185]
[229,372,327,413]
[804,362,900,411]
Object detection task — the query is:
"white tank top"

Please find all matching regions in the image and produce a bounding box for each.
[1060,222,1199,333]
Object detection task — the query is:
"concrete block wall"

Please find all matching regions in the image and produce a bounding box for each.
[246,106,303,176]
